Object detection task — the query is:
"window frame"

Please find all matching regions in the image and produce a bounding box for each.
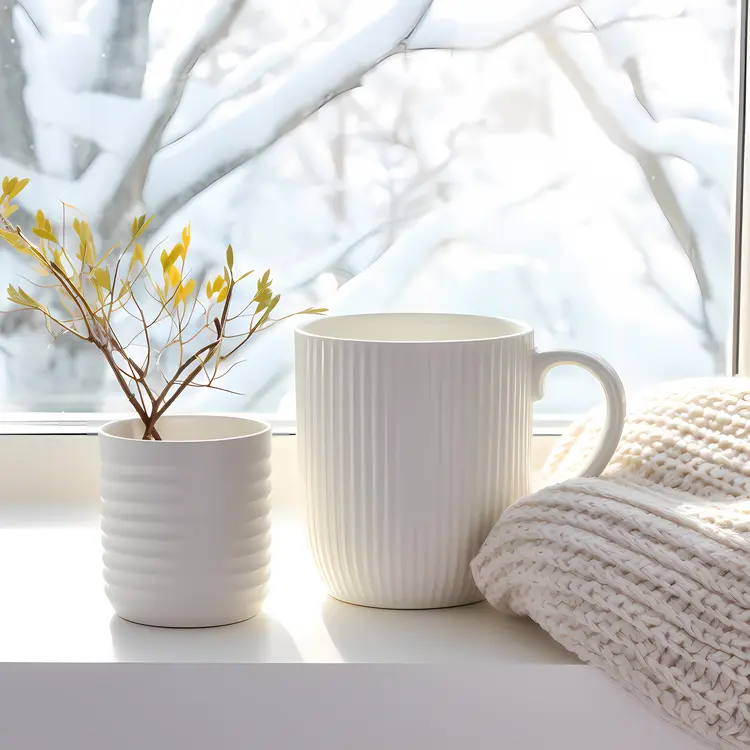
[734,0,750,376]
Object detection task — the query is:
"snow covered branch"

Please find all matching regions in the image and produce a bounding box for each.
[73,0,155,176]
[144,0,578,224]
[97,0,247,237]
[144,0,433,220]
[186,175,566,409]
[545,11,733,195]
[407,0,579,50]
[98,0,154,98]
[5,0,588,235]
[329,176,566,315]
[540,9,731,365]
[162,27,323,148]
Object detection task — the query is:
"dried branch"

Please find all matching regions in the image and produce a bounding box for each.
[0,176,325,439]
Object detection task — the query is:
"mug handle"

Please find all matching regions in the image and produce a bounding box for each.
[531,350,626,478]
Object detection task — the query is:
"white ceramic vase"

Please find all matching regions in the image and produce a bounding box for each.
[296,313,625,610]
[99,416,272,628]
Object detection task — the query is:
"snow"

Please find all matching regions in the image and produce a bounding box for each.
[144,0,434,215]
[25,89,158,155]
[408,0,580,50]
[162,27,324,146]
[0,0,739,417]
[14,0,115,95]
[553,10,735,195]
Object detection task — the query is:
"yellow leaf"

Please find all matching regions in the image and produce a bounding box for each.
[18,287,39,307]
[73,220,95,265]
[0,228,31,255]
[118,280,131,300]
[92,267,111,292]
[174,278,196,307]
[213,274,224,291]
[160,249,170,270]
[32,227,58,244]
[8,177,29,199]
[216,286,228,303]
[253,286,272,306]
[256,294,280,328]
[226,244,234,270]
[131,217,138,235]
[168,263,181,288]
[76,241,95,266]
[132,215,153,239]
[182,223,191,250]
[13,287,47,314]
[206,280,213,298]
[129,243,145,273]
[3,203,18,218]
[167,244,182,267]
[0,228,17,245]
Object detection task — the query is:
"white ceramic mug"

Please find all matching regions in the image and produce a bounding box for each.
[295,313,625,609]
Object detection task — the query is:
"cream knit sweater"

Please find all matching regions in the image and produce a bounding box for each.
[471,378,750,750]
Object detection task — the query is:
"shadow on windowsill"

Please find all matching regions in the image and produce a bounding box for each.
[109,611,303,663]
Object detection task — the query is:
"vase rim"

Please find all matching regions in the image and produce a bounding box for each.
[100,415,270,443]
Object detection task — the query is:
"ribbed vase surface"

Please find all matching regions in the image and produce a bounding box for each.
[100,416,272,627]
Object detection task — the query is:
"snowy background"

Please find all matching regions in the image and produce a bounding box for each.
[0,0,739,419]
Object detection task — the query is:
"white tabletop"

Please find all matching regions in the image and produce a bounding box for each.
[0,499,708,750]
[0,501,574,664]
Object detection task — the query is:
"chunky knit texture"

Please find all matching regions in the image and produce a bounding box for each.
[471,378,750,750]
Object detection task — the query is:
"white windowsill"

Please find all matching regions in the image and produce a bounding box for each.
[0,435,702,749]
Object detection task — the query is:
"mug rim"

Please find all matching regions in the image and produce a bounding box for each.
[295,312,533,344]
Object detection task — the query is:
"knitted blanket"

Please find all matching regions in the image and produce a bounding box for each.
[471,378,750,750]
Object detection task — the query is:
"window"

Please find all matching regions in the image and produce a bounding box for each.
[0,0,742,423]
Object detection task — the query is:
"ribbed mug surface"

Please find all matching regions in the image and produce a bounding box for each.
[295,314,534,609]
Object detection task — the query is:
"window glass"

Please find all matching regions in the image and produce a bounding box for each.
[0,0,739,417]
